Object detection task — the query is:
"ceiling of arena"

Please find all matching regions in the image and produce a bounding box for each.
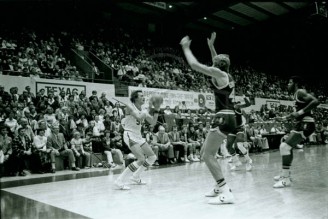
[114,1,313,31]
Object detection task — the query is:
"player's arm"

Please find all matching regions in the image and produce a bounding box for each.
[144,111,159,127]
[207,32,217,60]
[290,89,319,118]
[235,95,251,109]
[180,36,228,84]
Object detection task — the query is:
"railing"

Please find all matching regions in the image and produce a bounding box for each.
[0,70,113,84]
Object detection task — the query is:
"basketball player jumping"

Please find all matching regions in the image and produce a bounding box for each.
[273,76,319,188]
[114,91,162,190]
[180,33,236,204]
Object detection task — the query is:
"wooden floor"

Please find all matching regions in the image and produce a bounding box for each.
[1,144,328,219]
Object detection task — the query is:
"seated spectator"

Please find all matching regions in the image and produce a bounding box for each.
[112,102,124,120]
[31,129,50,173]
[102,131,124,170]
[270,124,280,134]
[110,130,127,154]
[11,127,33,176]
[37,120,52,138]
[59,118,71,141]
[70,132,91,169]
[154,125,175,164]
[75,113,89,129]
[4,111,18,136]
[144,124,159,166]
[0,125,13,177]
[15,118,35,141]
[82,132,93,153]
[94,115,105,132]
[187,125,201,161]
[164,106,172,115]
[75,123,86,138]
[87,120,103,153]
[47,122,80,173]
[168,125,190,163]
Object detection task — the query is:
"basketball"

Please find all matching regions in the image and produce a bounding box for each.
[150,94,164,107]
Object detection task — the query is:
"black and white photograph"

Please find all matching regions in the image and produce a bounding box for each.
[0,1,328,219]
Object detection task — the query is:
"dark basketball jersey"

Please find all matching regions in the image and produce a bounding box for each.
[294,89,312,121]
[211,73,235,111]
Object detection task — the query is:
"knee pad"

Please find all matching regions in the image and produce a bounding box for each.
[280,142,292,156]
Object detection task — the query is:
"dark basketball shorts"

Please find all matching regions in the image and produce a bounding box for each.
[211,109,237,135]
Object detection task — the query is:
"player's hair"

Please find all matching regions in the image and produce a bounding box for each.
[130,90,143,103]
[290,75,303,85]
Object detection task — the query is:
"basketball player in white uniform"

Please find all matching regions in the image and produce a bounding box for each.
[114,91,161,190]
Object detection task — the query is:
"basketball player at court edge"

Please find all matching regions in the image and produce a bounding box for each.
[273,76,319,188]
[114,91,163,190]
[180,33,236,204]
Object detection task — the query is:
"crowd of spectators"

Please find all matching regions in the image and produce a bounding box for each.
[1,25,328,178]
[0,28,84,80]
[2,26,328,102]
[1,80,328,178]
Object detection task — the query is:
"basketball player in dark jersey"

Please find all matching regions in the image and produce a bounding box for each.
[229,96,253,171]
[273,76,319,188]
[207,33,252,171]
[180,34,235,204]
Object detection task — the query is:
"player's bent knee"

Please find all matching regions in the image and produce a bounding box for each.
[280,142,292,156]
[147,155,157,164]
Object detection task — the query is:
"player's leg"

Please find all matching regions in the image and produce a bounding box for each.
[274,122,315,188]
[114,132,145,190]
[203,130,234,204]
[131,142,157,184]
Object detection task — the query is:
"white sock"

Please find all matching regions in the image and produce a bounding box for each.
[282,169,290,178]
[133,157,155,178]
[116,161,139,183]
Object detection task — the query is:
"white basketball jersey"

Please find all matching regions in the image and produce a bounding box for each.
[121,103,146,134]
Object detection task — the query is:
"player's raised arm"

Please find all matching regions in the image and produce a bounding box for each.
[235,95,251,109]
[207,32,218,59]
[180,36,227,80]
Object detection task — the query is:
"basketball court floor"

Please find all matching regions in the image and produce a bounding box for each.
[1,144,328,219]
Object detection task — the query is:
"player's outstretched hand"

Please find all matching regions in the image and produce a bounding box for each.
[207,32,216,47]
[180,36,191,48]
